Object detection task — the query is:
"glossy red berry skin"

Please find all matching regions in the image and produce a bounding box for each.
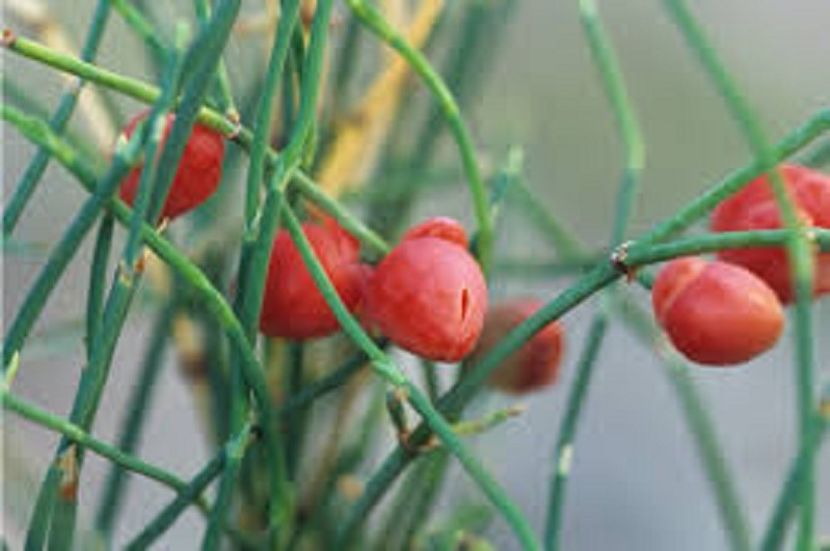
[710,164,830,303]
[365,236,487,362]
[259,221,366,339]
[469,299,564,394]
[401,216,469,249]
[652,257,784,366]
[118,111,226,220]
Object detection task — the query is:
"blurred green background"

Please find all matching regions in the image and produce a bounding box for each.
[3,0,829,549]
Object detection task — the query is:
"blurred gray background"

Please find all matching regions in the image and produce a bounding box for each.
[3,0,830,549]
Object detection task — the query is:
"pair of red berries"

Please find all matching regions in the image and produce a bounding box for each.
[653,164,829,366]
[258,217,487,359]
[258,216,566,394]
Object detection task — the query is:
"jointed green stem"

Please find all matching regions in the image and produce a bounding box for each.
[242,0,302,228]
[612,293,752,551]
[202,423,253,550]
[2,108,144,372]
[85,214,114,359]
[545,3,647,548]
[125,446,230,549]
[2,0,111,235]
[292,170,390,256]
[544,311,608,550]
[230,1,336,544]
[193,0,238,117]
[664,2,818,545]
[281,204,540,550]
[37,37,188,550]
[760,386,830,551]
[110,0,170,67]
[1,390,206,509]
[94,303,175,539]
[345,0,493,272]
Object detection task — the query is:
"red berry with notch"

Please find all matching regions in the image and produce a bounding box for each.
[710,164,830,303]
[259,221,367,339]
[469,299,564,394]
[364,229,487,362]
[118,111,225,220]
[652,257,784,366]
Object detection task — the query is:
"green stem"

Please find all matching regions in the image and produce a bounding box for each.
[2,107,144,371]
[231,1,336,544]
[664,2,817,545]
[346,0,493,272]
[125,448,227,549]
[10,32,824,255]
[281,204,540,550]
[193,0,238,117]
[292,170,390,256]
[85,214,114,358]
[276,345,378,416]
[760,386,829,551]
[201,423,253,551]
[110,0,170,66]
[544,312,608,550]
[2,390,201,502]
[2,0,111,235]
[613,293,752,551]
[94,303,175,539]
[242,0,302,226]
[2,105,276,462]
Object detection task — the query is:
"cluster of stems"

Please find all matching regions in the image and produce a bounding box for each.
[2,0,828,549]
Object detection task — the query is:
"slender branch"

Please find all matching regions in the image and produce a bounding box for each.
[3,0,111,234]
[664,2,818,545]
[345,0,493,272]
[2,390,205,507]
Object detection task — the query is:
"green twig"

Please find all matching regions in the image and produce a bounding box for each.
[346,0,493,271]
[281,204,541,550]
[664,2,818,545]
[125,448,227,549]
[94,303,175,540]
[620,292,754,550]
[760,385,830,551]
[201,423,253,551]
[2,390,203,504]
[544,311,608,549]
[85,215,114,359]
[2,0,111,234]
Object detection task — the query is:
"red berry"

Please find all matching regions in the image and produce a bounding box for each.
[118,111,226,220]
[365,236,487,362]
[401,216,469,249]
[710,164,830,303]
[259,221,366,339]
[469,299,564,394]
[652,257,784,366]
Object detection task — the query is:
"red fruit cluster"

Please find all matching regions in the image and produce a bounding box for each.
[652,257,784,366]
[364,218,488,362]
[470,299,564,394]
[710,164,830,303]
[118,111,226,220]
[259,219,368,340]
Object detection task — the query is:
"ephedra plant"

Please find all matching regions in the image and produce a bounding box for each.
[2,0,829,549]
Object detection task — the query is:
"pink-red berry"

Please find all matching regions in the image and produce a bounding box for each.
[652,257,784,366]
[364,221,487,362]
[259,220,367,339]
[401,216,469,249]
[469,299,564,394]
[118,111,225,220]
[710,164,830,303]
